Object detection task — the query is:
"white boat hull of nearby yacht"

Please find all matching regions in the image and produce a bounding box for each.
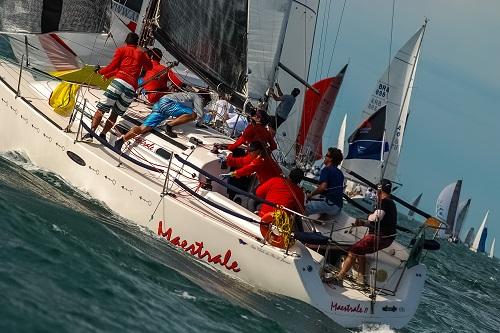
[0,59,426,329]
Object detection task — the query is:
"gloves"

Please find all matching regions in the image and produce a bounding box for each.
[217,154,227,163]
[94,65,101,73]
[219,172,233,179]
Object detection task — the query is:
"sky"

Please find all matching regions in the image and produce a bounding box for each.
[309,0,500,256]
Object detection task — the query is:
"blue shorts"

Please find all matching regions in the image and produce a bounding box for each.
[143,98,193,127]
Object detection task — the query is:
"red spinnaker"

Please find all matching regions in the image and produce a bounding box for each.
[297,64,347,161]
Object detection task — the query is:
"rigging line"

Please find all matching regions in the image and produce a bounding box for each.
[318,0,334,80]
[326,0,346,75]
[313,0,328,81]
[380,0,396,182]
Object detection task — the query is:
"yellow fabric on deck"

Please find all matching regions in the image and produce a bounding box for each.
[48,81,80,117]
[50,65,112,90]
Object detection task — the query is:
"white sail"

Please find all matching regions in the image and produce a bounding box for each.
[489,238,496,258]
[337,114,347,154]
[5,1,142,72]
[343,24,426,184]
[246,0,292,100]
[470,211,489,252]
[434,180,462,238]
[272,0,319,164]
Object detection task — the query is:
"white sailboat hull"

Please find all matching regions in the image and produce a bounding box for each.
[0,60,425,329]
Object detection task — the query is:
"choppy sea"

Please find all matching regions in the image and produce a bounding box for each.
[0,37,499,332]
[0,152,499,333]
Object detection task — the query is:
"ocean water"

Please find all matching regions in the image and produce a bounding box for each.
[0,152,499,333]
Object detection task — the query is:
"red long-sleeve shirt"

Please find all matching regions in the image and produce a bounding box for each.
[256,177,305,217]
[142,60,169,103]
[227,123,277,152]
[99,44,152,89]
[226,153,282,185]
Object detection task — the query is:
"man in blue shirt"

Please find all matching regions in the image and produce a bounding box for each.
[270,82,300,129]
[305,147,344,216]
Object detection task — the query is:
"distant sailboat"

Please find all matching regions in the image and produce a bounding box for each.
[489,238,496,258]
[452,198,471,242]
[435,180,462,238]
[470,211,489,253]
[463,227,475,247]
[343,24,426,187]
[408,193,423,221]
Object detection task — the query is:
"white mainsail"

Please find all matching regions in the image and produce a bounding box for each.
[272,0,319,164]
[489,238,496,258]
[470,211,489,252]
[343,24,426,185]
[246,0,292,100]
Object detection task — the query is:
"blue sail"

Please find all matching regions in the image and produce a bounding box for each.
[346,106,389,160]
[477,227,488,253]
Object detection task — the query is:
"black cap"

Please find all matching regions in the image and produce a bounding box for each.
[379,178,392,194]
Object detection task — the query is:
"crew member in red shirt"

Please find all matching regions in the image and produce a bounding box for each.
[140,48,170,104]
[227,109,277,152]
[83,32,152,141]
[255,168,305,217]
[221,141,282,185]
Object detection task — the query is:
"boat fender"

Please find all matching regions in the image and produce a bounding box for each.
[260,210,294,249]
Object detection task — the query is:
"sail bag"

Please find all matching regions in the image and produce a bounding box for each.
[49,81,80,117]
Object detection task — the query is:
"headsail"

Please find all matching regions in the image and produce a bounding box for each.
[154,0,292,105]
[345,106,389,161]
[342,24,426,185]
[296,64,348,163]
[0,0,112,34]
[470,211,489,253]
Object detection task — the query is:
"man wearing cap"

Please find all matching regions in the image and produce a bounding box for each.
[226,109,277,152]
[331,179,398,285]
[221,141,282,185]
[305,147,345,216]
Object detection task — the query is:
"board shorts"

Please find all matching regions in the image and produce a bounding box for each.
[96,78,135,116]
[349,234,394,255]
[143,98,194,127]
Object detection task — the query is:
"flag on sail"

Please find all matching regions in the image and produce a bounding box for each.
[346,106,389,160]
[0,0,112,34]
